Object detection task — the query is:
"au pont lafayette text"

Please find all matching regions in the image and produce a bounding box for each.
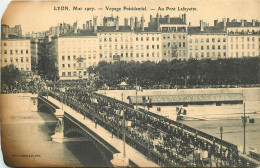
[54,6,197,12]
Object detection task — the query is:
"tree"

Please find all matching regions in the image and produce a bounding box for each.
[1,64,22,89]
[37,38,58,81]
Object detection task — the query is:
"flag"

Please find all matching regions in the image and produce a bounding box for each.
[123,120,132,127]
[116,110,123,116]
[136,86,143,91]
[60,88,66,92]
[91,98,98,103]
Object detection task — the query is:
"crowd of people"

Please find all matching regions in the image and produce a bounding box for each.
[44,85,256,167]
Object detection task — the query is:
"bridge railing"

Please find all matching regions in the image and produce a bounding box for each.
[96,92,238,150]
[42,90,258,167]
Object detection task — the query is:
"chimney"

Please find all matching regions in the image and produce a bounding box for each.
[252,19,256,27]
[166,15,170,23]
[160,14,162,18]
[241,19,245,27]
[93,16,97,32]
[116,16,119,31]
[183,13,186,24]
[124,18,129,26]
[83,24,86,30]
[200,20,204,31]
[214,19,218,26]
[150,15,153,21]
[5,33,8,39]
[86,21,89,30]
[156,13,160,31]
[141,15,145,31]
[135,17,139,27]
[73,22,77,33]
[189,22,191,26]
[89,20,92,29]
[130,17,134,30]
[223,18,226,31]
[227,18,230,22]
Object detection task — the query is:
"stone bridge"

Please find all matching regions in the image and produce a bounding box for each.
[37,94,260,167]
[37,96,156,167]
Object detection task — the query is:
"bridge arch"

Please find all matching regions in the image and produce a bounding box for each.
[38,103,55,113]
[64,127,89,138]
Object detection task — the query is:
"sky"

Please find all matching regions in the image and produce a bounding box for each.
[1,0,260,35]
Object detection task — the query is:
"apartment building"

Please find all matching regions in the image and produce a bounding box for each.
[187,20,227,60]
[51,31,98,80]
[97,15,162,63]
[149,13,188,61]
[1,38,31,71]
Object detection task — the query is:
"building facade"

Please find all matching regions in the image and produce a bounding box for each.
[52,32,98,80]
[97,15,162,63]
[23,14,259,80]
[187,20,227,60]
[226,20,260,58]
[1,38,31,71]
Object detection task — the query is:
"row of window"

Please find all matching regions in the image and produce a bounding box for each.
[189,38,226,43]
[60,50,97,53]
[163,42,185,48]
[230,36,258,42]
[190,45,227,50]
[61,55,97,61]
[163,50,186,56]
[3,49,29,55]
[230,44,258,49]
[62,63,85,68]
[163,34,186,39]
[0,62,30,71]
[3,57,30,63]
[136,37,160,41]
[229,52,258,57]
[61,71,88,77]
[61,40,96,44]
[2,42,29,47]
[100,44,160,50]
[100,37,133,42]
[190,52,227,58]
[99,52,161,58]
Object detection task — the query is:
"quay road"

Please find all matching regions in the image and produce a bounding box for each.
[44,96,158,167]
[43,88,260,167]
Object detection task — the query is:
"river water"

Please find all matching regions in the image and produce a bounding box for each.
[1,94,109,167]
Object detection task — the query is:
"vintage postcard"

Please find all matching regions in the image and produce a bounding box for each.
[1,0,260,167]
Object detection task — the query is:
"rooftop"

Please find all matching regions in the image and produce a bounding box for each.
[188,26,226,35]
[159,17,186,25]
[218,21,260,28]
[59,30,97,37]
[97,26,132,32]
[97,26,159,33]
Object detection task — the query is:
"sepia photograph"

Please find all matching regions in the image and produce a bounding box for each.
[1,0,260,167]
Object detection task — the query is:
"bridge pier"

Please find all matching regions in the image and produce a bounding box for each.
[31,94,38,112]
[51,109,65,143]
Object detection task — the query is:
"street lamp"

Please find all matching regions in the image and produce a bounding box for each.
[122,109,126,158]
[135,78,142,110]
[242,102,247,154]
[220,127,223,152]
